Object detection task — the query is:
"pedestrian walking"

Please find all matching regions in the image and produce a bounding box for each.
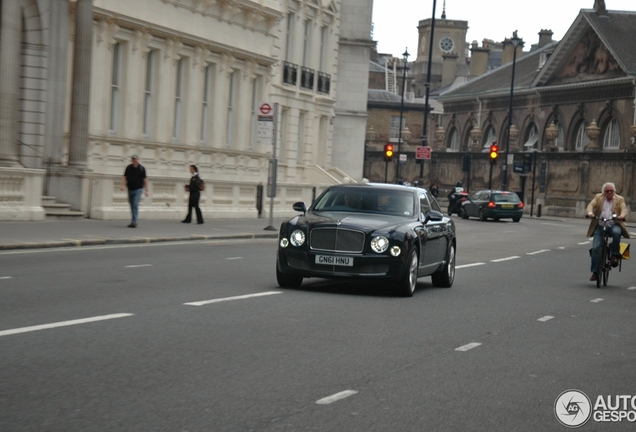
[119,154,148,228]
[182,164,205,224]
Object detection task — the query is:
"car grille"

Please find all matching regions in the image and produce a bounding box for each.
[310,228,365,253]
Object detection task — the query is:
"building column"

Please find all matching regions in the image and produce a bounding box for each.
[0,0,22,166]
[68,0,93,169]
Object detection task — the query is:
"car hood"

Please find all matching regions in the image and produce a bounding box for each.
[298,211,413,232]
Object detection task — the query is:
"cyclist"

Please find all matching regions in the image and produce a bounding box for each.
[586,182,629,281]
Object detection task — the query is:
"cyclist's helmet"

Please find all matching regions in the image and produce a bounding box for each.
[456,181,463,187]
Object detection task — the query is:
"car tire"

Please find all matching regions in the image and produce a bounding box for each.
[432,242,455,288]
[479,209,487,221]
[395,248,418,297]
[276,264,303,288]
[512,217,521,222]
[460,208,468,219]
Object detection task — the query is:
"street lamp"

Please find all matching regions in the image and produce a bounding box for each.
[396,48,409,182]
[502,30,522,192]
[420,0,438,179]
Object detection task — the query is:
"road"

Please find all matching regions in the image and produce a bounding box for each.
[1,217,635,431]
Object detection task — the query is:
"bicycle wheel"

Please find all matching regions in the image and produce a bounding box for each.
[602,246,610,286]
[596,245,605,288]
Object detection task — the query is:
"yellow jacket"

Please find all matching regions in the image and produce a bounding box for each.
[585,193,630,238]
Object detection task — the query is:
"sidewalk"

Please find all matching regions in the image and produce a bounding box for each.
[0,217,286,251]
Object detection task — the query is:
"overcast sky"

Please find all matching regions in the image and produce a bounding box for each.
[372,0,636,57]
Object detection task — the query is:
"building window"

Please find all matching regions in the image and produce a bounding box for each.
[603,118,620,149]
[303,20,311,67]
[249,77,260,151]
[279,108,287,159]
[201,65,212,143]
[173,58,184,141]
[484,126,496,148]
[226,71,236,148]
[523,123,538,149]
[465,125,473,149]
[319,26,328,72]
[448,128,459,151]
[390,116,402,141]
[142,50,154,138]
[555,121,565,150]
[109,42,122,133]
[285,14,294,62]
[575,120,589,150]
[297,112,305,164]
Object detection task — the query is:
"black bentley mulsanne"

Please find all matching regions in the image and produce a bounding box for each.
[276,183,456,297]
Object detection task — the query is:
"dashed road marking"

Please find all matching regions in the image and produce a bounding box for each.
[455,342,482,352]
[527,249,550,255]
[0,313,134,337]
[590,298,604,303]
[578,241,590,245]
[0,276,12,280]
[125,264,152,268]
[184,291,282,306]
[628,287,636,291]
[491,256,520,263]
[537,316,554,322]
[226,257,243,260]
[456,263,486,269]
[316,390,358,405]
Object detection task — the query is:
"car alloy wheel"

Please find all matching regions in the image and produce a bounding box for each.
[432,243,455,288]
[396,248,418,297]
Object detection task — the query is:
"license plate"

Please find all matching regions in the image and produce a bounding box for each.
[501,204,514,209]
[315,255,353,266]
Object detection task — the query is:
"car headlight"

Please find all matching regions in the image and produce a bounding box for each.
[370,236,389,253]
[390,246,401,257]
[279,238,289,248]
[289,230,306,247]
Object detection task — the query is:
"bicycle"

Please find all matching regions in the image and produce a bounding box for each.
[588,214,622,288]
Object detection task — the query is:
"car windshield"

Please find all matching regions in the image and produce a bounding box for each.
[492,192,521,203]
[312,188,415,217]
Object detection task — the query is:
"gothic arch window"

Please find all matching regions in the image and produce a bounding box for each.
[602,118,620,149]
[483,125,496,149]
[574,120,589,151]
[555,121,565,150]
[447,127,459,151]
[523,123,539,149]
[464,124,473,149]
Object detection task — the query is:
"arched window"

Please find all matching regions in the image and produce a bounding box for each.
[523,123,538,149]
[555,121,565,150]
[448,128,459,151]
[603,118,620,149]
[464,125,473,149]
[483,126,496,149]
[574,120,589,150]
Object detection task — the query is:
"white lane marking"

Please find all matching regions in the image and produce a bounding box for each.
[0,313,134,337]
[0,276,12,280]
[125,264,152,268]
[456,263,486,269]
[491,256,520,263]
[558,247,566,250]
[541,223,565,227]
[316,390,358,405]
[184,291,282,306]
[628,287,636,291]
[537,316,554,322]
[455,342,482,352]
[590,298,604,303]
[226,257,243,260]
[578,241,590,245]
[527,249,550,255]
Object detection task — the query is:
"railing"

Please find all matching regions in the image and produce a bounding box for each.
[300,66,315,90]
[317,72,330,95]
[283,61,298,86]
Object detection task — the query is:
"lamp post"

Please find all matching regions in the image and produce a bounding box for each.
[420,0,438,179]
[501,30,521,192]
[396,48,409,182]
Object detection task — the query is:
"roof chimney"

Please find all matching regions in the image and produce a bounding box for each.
[469,41,490,78]
[502,36,524,65]
[441,52,459,88]
[594,0,607,15]
[538,29,553,47]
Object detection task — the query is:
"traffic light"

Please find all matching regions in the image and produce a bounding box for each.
[523,152,533,173]
[489,143,498,165]
[384,143,395,161]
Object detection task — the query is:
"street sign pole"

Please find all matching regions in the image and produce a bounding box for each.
[264,103,278,231]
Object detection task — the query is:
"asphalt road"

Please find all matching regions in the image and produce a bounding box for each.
[1,217,635,431]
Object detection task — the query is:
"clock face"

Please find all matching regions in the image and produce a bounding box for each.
[439,37,454,53]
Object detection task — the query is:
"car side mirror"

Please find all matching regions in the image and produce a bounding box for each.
[292,202,306,214]
[425,210,444,223]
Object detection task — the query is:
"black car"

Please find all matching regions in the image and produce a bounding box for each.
[276,183,457,297]
[460,190,524,222]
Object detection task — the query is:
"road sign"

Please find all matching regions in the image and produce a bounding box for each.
[416,146,432,159]
[257,102,274,148]
[258,102,273,117]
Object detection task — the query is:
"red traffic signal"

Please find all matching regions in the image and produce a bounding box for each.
[489,143,499,164]
[384,143,395,161]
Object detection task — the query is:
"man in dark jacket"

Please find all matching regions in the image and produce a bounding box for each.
[119,154,148,228]
[182,165,204,224]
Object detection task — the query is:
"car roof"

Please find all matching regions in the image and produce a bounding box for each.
[474,190,519,195]
[329,183,425,193]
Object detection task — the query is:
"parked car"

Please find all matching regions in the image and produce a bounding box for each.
[276,183,457,297]
[460,190,524,222]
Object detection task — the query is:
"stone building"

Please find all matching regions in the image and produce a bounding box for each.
[0,0,373,221]
[437,3,636,219]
